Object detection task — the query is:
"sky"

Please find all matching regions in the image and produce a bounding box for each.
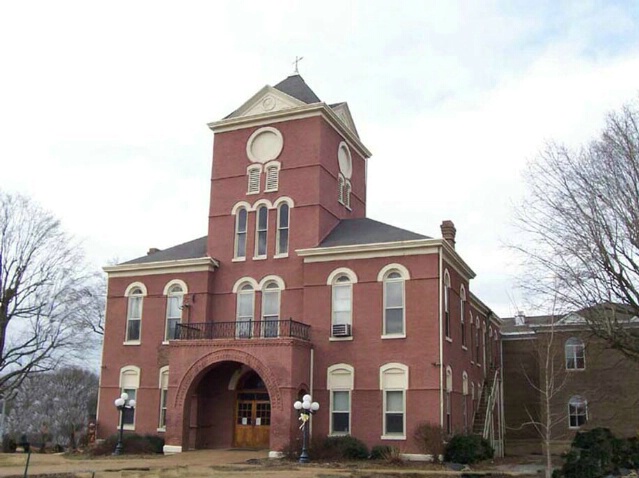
[1,0,638,318]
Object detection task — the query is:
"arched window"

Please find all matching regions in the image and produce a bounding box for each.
[328,364,354,435]
[475,320,481,365]
[236,283,255,338]
[462,371,469,432]
[383,271,405,336]
[568,395,588,428]
[460,286,467,347]
[125,285,145,343]
[264,162,280,192]
[255,205,268,258]
[165,283,184,341]
[158,366,169,430]
[565,337,585,370]
[445,366,453,435]
[262,281,280,338]
[332,275,353,337]
[380,363,408,438]
[120,366,140,429]
[276,202,289,256]
[234,207,248,259]
[444,270,451,339]
[247,164,262,194]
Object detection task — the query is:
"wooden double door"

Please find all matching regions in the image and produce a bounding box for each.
[234,391,271,448]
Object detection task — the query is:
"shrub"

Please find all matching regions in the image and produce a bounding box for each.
[2,435,17,453]
[311,435,369,460]
[370,445,393,460]
[444,434,494,464]
[89,433,164,456]
[413,422,445,461]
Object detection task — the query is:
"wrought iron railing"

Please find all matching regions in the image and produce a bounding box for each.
[174,319,310,341]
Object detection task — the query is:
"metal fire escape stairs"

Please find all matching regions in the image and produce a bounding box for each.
[471,366,503,457]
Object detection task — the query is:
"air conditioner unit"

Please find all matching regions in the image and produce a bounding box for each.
[332,323,352,337]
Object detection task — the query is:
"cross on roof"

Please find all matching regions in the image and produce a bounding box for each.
[293,56,304,75]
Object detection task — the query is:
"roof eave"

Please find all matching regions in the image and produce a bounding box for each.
[104,256,219,276]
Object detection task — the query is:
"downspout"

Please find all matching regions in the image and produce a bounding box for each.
[310,348,315,435]
[438,247,444,429]
[499,334,505,457]
[95,275,110,423]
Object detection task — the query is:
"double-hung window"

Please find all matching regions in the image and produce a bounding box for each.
[276,203,289,256]
[236,283,255,338]
[328,365,354,435]
[165,284,183,341]
[255,205,268,258]
[444,271,451,339]
[125,286,145,343]
[383,272,405,336]
[234,208,248,259]
[565,337,585,370]
[158,367,169,430]
[380,363,408,438]
[568,396,588,428]
[120,366,140,429]
[262,282,280,337]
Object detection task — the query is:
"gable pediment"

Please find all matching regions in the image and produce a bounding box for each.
[226,86,307,120]
[331,103,360,138]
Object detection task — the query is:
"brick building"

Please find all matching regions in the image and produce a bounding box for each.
[97,74,503,457]
[501,308,639,455]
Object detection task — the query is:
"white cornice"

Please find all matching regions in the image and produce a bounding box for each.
[440,240,477,280]
[103,257,219,278]
[208,103,372,160]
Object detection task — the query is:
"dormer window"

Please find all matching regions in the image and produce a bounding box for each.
[247,165,262,194]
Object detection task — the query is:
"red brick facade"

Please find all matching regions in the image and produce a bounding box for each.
[97,76,503,456]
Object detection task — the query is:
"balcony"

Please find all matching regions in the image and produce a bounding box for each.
[174,319,310,341]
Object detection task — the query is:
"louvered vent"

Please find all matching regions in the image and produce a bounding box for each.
[338,175,345,204]
[265,165,279,192]
[248,167,261,194]
[344,181,351,208]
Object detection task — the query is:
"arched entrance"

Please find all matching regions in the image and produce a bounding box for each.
[234,371,270,447]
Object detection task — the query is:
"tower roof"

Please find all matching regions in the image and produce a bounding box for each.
[273,74,321,104]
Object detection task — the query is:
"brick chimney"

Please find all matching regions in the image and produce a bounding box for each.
[440,220,456,248]
[147,247,161,256]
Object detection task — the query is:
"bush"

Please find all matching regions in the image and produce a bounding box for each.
[413,422,445,461]
[370,445,394,460]
[2,435,17,453]
[89,433,164,456]
[444,434,494,464]
[554,428,639,478]
[311,435,369,460]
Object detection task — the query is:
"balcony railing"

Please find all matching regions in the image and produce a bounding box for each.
[174,319,310,341]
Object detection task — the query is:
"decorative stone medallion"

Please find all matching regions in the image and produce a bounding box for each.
[246,126,284,163]
[338,141,352,179]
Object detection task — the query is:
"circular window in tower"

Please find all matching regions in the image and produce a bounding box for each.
[246,127,284,163]
[337,142,352,179]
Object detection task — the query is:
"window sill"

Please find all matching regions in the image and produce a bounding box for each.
[264,188,278,193]
[157,428,166,433]
[329,432,350,437]
[381,435,406,441]
[445,337,453,343]
[566,368,586,372]
[252,256,267,261]
[477,363,482,368]
[232,257,246,262]
[161,341,169,345]
[273,253,289,259]
[246,191,260,195]
[123,341,141,346]
[382,334,406,340]
[330,336,354,342]
[123,424,135,431]
[462,345,468,350]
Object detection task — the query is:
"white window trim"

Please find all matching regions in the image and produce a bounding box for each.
[234,206,249,259]
[381,270,406,338]
[158,366,169,431]
[380,363,408,439]
[254,205,268,259]
[275,201,290,258]
[261,281,281,338]
[124,284,145,344]
[328,364,354,436]
[164,283,185,342]
[119,366,140,431]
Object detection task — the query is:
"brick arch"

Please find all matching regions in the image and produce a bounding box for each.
[173,348,283,411]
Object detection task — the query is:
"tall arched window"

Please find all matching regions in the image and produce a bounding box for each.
[444,270,451,339]
[328,364,354,435]
[462,371,469,432]
[568,395,588,428]
[380,363,408,438]
[236,283,255,338]
[255,205,268,258]
[235,207,248,259]
[475,320,481,365]
[120,366,140,429]
[165,283,184,341]
[446,366,453,434]
[383,271,405,336]
[460,286,467,347]
[565,337,585,370]
[332,275,353,337]
[125,284,145,343]
[262,281,280,338]
[276,202,289,256]
[158,366,169,430]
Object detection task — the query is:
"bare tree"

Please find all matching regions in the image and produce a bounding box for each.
[0,191,101,395]
[515,99,639,360]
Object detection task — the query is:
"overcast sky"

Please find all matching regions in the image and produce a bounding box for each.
[1,1,638,318]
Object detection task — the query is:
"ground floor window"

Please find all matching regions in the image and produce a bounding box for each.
[569,396,588,428]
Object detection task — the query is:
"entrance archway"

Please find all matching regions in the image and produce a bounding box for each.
[234,371,270,447]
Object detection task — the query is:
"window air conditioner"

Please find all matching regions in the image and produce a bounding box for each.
[332,323,352,337]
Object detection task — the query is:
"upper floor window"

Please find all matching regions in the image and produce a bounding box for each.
[460,286,467,347]
[377,265,410,337]
[234,207,248,259]
[254,205,268,258]
[125,283,146,343]
[568,395,588,428]
[276,203,289,256]
[329,268,357,338]
[380,363,408,438]
[262,281,280,338]
[158,366,169,430]
[475,322,481,365]
[328,364,354,435]
[164,282,185,341]
[264,162,281,192]
[236,283,255,338]
[444,270,451,339]
[247,165,262,194]
[120,366,140,429]
[565,337,585,370]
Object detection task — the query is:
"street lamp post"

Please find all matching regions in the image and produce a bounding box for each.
[113,392,136,455]
[293,394,319,463]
